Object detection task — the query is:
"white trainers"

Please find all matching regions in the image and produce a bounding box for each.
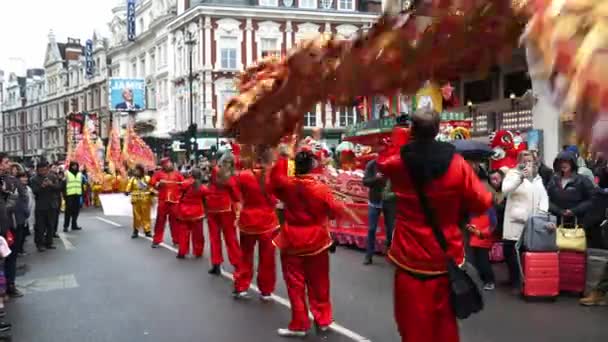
[483,283,496,291]
[232,291,249,299]
[260,294,273,302]
[277,328,307,338]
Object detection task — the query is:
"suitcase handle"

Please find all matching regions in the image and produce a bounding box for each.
[559,216,579,230]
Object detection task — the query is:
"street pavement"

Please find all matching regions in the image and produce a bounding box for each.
[6,209,608,342]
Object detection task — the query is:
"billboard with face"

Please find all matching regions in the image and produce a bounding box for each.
[109,78,145,111]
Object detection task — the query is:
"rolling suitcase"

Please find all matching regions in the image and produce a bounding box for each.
[558,251,586,295]
[521,252,559,298]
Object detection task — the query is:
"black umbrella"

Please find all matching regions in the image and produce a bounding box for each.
[451,140,492,160]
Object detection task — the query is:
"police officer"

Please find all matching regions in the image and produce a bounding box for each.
[64,161,83,232]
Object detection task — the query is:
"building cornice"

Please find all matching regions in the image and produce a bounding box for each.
[168,5,378,31]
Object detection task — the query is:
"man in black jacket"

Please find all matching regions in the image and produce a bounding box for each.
[30,161,61,252]
[362,159,395,265]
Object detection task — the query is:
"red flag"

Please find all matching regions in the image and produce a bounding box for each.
[74,126,103,183]
[123,127,156,170]
[106,124,125,176]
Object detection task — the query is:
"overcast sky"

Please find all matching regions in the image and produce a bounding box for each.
[0,0,116,75]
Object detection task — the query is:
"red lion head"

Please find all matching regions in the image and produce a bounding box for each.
[490,130,519,170]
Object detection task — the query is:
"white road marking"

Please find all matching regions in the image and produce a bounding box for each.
[16,274,79,294]
[94,216,372,342]
[95,216,123,227]
[58,232,76,250]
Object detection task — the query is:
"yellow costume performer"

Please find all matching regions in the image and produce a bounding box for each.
[126,175,153,235]
[116,174,129,193]
[91,181,103,207]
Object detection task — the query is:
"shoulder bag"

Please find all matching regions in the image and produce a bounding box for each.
[410,178,484,320]
[556,216,587,252]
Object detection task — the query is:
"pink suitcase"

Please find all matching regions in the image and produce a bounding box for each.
[558,251,586,295]
[489,242,505,263]
[522,252,559,298]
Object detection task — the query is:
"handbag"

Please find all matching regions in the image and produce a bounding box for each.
[410,177,484,320]
[556,217,587,252]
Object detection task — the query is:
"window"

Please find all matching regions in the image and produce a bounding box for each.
[338,107,356,127]
[160,42,168,66]
[147,84,157,109]
[304,111,317,127]
[131,60,137,77]
[139,18,145,34]
[217,89,237,117]
[259,0,278,6]
[338,0,354,10]
[176,46,183,74]
[219,37,238,70]
[150,52,156,73]
[139,56,146,77]
[299,0,316,8]
[260,38,279,58]
[320,0,333,9]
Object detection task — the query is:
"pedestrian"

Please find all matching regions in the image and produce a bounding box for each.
[150,158,184,248]
[546,151,594,225]
[0,154,25,298]
[126,165,153,238]
[54,170,65,237]
[30,161,61,252]
[205,152,242,275]
[0,235,12,333]
[502,150,549,291]
[63,161,84,232]
[362,158,395,265]
[13,173,30,255]
[175,168,206,259]
[268,148,360,338]
[580,262,608,306]
[232,147,279,300]
[377,109,492,342]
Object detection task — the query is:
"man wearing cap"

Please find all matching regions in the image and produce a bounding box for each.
[150,158,184,247]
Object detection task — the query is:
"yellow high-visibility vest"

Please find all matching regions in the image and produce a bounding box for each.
[66,172,83,196]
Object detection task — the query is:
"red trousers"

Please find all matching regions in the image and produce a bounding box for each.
[177,220,204,257]
[394,269,459,342]
[281,250,332,331]
[234,231,276,295]
[207,211,241,267]
[153,202,180,245]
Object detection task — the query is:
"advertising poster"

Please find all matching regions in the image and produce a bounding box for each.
[108,78,145,111]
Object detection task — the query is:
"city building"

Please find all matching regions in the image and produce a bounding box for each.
[1,31,109,162]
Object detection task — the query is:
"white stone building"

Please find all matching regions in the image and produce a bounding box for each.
[108,0,379,148]
[1,32,109,161]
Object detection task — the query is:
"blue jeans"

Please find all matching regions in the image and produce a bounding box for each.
[366,201,395,257]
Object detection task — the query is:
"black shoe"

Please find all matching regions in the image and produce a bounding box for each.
[208,265,221,276]
[7,287,23,298]
[45,245,57,250]
[145,232,152,237]
[63,228,68,233]
[363,256,373,265]
[53,233,60,238]
[0,322,10,332]
[72,226,82,231]
[131,231,139,239]
[37,246,46,252]
[151,243,160,249]
[176,254,185,259]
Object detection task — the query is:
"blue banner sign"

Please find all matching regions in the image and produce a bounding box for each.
[108,78,145,111]
[127,0,136,41]
[85,39,94,78]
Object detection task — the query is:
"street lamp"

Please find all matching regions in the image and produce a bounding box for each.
[467,100,473,117]
[185,31,198,160]
[510,93,517,110]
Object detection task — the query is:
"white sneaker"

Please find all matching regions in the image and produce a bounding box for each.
[483,283,496,291]
[277,328,307,338]
[260,294,273,302]
[232,291,249,299]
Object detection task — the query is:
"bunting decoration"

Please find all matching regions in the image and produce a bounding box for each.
[73,125,103,183]
[105,123,125,176]
[122,125,156,170]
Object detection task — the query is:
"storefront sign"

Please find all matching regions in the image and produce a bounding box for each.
[127,0,136,41]
[85,39,94,78]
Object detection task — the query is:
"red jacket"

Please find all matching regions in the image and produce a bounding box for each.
[269,156,347,256]
[176,179,208,221]
[468,212,496,249]
[234,169,279,234]
[206,167,240,213]
[378,141,492,275]
[150,170,184,203]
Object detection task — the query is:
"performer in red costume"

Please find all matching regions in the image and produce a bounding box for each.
[150,158,184,248]
[175,168,207,259]
[206,152,242,275]
[377,110,492,342]
[232,147,279,299]
[269,149,360,338]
